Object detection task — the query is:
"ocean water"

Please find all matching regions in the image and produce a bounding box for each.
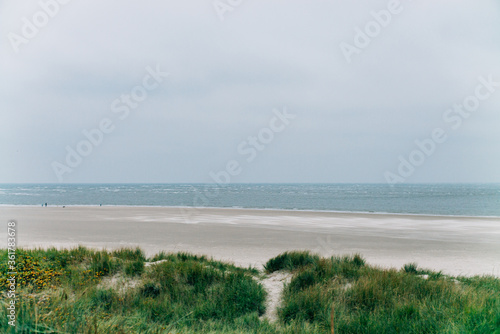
[0,184,499,217]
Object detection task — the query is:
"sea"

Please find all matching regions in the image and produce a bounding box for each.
[1,183,499,217]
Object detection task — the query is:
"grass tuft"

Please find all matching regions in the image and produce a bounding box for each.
[112,247,145,261]
[264,251,320,273]
[125,259,145,276]
[403,262,419,274]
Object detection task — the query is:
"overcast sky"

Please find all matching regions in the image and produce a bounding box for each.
[1,0,499,183]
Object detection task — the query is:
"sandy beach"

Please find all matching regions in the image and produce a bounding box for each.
[1,206,499,277]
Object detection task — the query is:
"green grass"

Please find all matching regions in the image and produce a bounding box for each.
[269,251,500,333]
[0,248,499,333]
[0,247,266,333]
[264,251,320,273]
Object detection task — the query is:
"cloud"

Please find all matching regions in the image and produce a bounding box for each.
[1,0,499,183]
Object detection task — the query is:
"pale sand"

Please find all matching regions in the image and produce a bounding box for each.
[261,272,292,322]
[1,206,499,277]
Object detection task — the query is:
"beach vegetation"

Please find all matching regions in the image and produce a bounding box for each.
[0,248,498,333]
[264,251,320,273]
[269,251,500,333]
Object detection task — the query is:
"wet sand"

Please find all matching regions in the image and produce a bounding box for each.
[0,206,499,276]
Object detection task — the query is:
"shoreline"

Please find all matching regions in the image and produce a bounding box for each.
[1,204,500,220]
[1,206,499,277]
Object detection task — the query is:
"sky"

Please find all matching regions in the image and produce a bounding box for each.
[1,0,499,184]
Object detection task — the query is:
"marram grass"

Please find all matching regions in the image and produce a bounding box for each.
[1,248,499,333]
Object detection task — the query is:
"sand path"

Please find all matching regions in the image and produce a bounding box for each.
[260,272,292,322]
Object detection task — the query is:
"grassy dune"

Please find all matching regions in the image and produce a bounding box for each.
[1,248,499,333]
[266,251,500,333]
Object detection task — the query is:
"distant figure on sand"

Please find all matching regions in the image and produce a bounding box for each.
[44,203,47,207]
